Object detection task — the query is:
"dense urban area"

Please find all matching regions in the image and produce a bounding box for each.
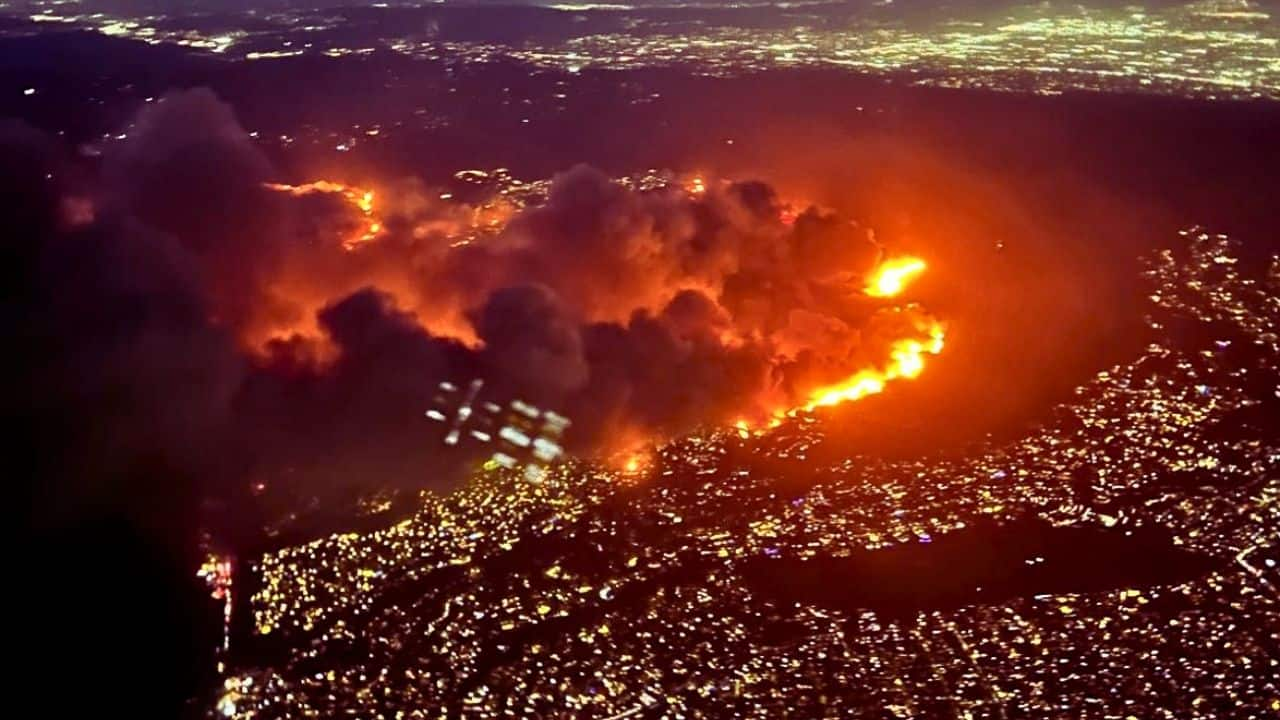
[216,228,1278,718]
[4,0,1277,99]
[6,2,1276,718]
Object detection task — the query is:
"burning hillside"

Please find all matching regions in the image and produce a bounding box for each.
[10,88,949,511]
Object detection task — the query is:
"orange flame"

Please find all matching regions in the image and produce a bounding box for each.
[866,256,927,297]
[804,255,942,411]
[260,177,948,434]
[264,180,383,250]
[803,320,945,411]
[611,448,652,478]
[739,256,944,423]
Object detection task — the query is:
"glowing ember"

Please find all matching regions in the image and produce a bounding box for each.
[264,180,383,250]
[866,256,927,297]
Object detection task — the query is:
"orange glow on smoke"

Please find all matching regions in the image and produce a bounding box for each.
[247,180,498,354]
[866,256,927,297]
[257,175,948,438]
[239,269,483,361]
[264,180,383,250]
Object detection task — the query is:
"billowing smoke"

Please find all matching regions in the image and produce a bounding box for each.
[11,88,940,529]
[9,91,945,707]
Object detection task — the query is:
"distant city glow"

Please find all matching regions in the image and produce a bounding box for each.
[22,0,1272,100]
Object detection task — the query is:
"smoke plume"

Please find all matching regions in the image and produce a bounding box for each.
[10,88,941,524]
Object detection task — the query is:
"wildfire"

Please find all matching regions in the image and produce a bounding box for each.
[802,255,942,410]
[803,320,945,411]
[613,450,652,480]
[866,256,927,297]
[723,256,945,434]
[747,255,945,420]
[264,180,383,250]
[258,172,948,445]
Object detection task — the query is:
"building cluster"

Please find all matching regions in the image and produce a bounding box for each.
[215,228,1277,718]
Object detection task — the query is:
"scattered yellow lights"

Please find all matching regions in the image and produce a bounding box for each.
[246,49,305,60]
[234,229,1275,719]
[750,520,778,538]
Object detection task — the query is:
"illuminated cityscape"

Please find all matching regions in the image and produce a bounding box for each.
[219,228,1277,718]
[5,0,1277,99]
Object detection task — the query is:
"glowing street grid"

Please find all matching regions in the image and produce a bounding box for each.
[220,228,1278,718]
[13,0,1280,100]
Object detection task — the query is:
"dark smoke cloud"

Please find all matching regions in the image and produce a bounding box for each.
[9,112,240,716]
[571,297,775,448]
[471,284,590,401]
[10,109,240,532]
[236,289,477,511]
[13,88,939,542]
[10,89,948,710]
[104,88,291,336]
